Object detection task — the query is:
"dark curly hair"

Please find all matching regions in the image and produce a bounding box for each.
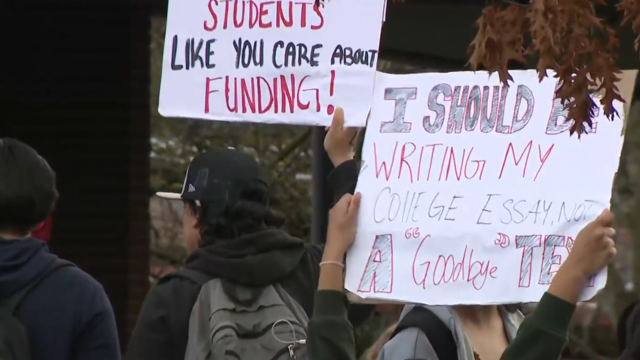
[185,182,285,246]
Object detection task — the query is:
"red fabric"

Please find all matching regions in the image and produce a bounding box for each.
[32,216,52,241]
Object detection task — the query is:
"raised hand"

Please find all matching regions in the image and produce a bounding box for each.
[565,209,616,278]
[548,209,616,304]
[324,107,359,167]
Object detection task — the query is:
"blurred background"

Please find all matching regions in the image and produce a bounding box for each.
[4,2,640,359]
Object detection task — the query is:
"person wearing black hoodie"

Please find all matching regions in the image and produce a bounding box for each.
[618,301,640,360]
[0,138,120,360]
[125,112,367,360]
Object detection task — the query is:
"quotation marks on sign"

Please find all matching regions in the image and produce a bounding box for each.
[494,232,510,248]
[404,227,420,239]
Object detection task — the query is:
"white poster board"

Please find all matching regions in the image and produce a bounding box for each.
[345,70,624,305]
[159,0,385,126]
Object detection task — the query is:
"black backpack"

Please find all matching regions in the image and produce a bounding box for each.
[0,259,73,360]
[390,307,458,360]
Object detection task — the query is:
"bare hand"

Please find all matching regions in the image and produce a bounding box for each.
[324,107,359,166]
[325,192,362,260]
[563,209,616,278]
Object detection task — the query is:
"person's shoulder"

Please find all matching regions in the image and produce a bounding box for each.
[379,327,430,360]
[27,262,110,317]
[149,271,207,303]
[47,263,104,293]
[304,243,324,262]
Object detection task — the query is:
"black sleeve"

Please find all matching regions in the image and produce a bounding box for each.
[309,243,374,328]
[621,303,640,360]
[323,159,373,327]
[327,160,359,208]
[124,279,201,360]
[124,284,174,360]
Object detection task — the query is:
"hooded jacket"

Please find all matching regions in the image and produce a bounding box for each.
[125,160,371,360]
[308,291,576,360]
[620,301,640,360]
[0,237,120,360]
[377,304,524,360]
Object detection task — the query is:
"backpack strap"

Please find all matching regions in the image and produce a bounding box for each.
[273,284,309,325]
[0,258,74,315]
[158,268,211,286]
[390,307,458,360]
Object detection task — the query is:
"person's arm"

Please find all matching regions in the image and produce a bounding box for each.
[308,242,374,328]
[324,107,360,208]
[73,284,120,360]
[307,248,356,360]
[307,290,356,360]
[124,285,174,360]
[323,106,373,323]
[307,191,361,360]
[499,292,575,360]
[327,159,359,207]
[501,210,616,360]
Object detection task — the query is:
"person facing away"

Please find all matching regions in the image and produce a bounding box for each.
[125,145,372,360]
[0,138,120,360]
[377,212,617,360]
[307,189,617,360]
[316,108,617,360]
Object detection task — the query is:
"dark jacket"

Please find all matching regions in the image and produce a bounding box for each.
[125,160,368,360]
[0,237,120,360]
[620,301,640,360]
[308,291,578,360]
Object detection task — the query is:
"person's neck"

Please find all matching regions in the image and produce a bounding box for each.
[453,305,501,327]
[0,231,29,240]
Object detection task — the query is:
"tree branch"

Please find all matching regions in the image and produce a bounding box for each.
[267,129,312,170]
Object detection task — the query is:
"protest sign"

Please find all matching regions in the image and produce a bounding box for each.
[344,70,624,305]
[158,0,385,126]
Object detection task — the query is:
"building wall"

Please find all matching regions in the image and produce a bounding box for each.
[1,3,152,348]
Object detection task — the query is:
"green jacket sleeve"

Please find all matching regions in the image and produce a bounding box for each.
[501,292,576,360]
[308,290,356,360]
[307,290,575,360]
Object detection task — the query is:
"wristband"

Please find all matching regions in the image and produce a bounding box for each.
[319,261,344,268]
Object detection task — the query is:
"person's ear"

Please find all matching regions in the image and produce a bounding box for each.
[191,200,203,229]
[192,217,202,229]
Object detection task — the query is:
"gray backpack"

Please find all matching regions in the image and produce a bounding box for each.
[184,278,309,360]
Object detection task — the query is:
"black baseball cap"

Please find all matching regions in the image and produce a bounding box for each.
[156,148,267,216]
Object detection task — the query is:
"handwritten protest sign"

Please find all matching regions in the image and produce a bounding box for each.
[345,70,624,305]
[158,0,385,126]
